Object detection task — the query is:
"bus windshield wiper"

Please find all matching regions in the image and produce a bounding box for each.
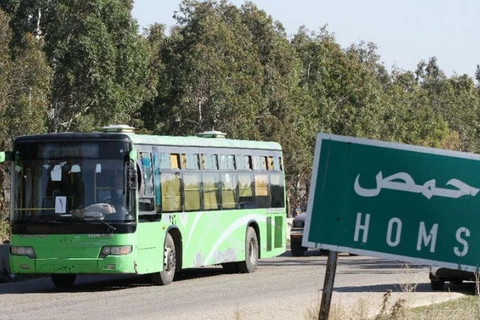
[70,205,117,232]
[85,215,117,233]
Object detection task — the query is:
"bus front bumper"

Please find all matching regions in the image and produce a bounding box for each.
[9,255,138,275]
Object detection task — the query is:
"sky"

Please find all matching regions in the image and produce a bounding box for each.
[132,0,479,79]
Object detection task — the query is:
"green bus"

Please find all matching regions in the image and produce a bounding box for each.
[0,125,286,287]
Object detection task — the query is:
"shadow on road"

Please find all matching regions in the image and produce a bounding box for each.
[334,281,477,295]
[269,249,428,272]
[0,266,228,294]
[4,250,473,296]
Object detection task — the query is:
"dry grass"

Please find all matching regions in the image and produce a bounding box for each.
[406,295,480,320]
[397,264,420,293]
[304,292,371,320]
[302,263,480,320]
[305,291,480,320]
[233,304,243,320]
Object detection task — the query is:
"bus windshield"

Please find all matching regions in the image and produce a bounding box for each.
[11,141,135,225]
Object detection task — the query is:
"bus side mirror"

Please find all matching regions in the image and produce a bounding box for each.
[0,151,13,163]
[129,149,138,161]
[128,164,137,190]
[127,149,138,189]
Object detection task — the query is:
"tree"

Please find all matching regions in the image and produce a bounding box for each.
[5,33,50,138]
[0,9,51,241]
[292,28,388,139]
[292,28,388,209]
[151,0,265,138]
[416,57,480,152]
[1,0,151,132]
[138,23,169,134]
[0,10,11,129]
[144,1,311,212]
[381,68,456,149]
[0,9,13,239]
[239,3,311,211]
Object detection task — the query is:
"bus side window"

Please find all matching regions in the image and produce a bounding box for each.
[221,172,237,209]
[203,172,220,210]
[139,152,155,212]
[270,172,284,208]
[235,154,244,170]
[181,154,187,169]
[261,156,268,170]
[243,155,252,170]
[161,172,182,212]
[268,156,274,171]
[254,172,270,208]
[184,153,201,211]
[186,153,200,170]
[238,172,254,209]
[219,155,234,170]
[170,154,180,169]
[184,172,201,211]
[273,156,281,171]
[159,153,170,169]
[152,152,162,212]
[202,154,218,170]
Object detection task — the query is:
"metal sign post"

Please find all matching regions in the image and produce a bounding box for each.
[319,250,338,320]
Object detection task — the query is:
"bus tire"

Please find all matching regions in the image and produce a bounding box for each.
[51,274,76,288]
[237,227,258,273]
[151,233,176,285]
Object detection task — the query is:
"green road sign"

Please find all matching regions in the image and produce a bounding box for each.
[303,133,480,271]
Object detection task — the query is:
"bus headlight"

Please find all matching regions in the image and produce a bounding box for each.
[99,245,132,258]
[10,246,36,259]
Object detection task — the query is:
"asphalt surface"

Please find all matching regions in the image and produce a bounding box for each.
[0,249,472,320]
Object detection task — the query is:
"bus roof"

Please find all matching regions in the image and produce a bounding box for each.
[14,131,282,152]
[128,132,282,151]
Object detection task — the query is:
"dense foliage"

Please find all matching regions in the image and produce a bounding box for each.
[0,0,479,239]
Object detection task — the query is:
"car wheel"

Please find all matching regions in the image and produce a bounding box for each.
[320,249,329,256]
[291,242,307,257]
[431,278,445,290]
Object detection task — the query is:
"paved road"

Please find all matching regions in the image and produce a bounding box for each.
[0,250,470,320]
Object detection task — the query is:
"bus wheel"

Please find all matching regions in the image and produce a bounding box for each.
[151,233,176,285]
[237,227,258,273]
[51,274,76,288]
